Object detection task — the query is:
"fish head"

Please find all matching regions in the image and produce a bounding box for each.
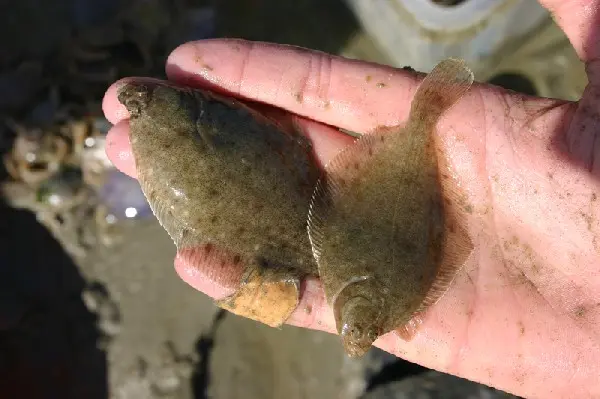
[117,83,199,130]
[335,291,384,357]
[117,83,153,118]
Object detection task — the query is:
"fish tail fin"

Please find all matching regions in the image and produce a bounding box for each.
[407,58,474,129]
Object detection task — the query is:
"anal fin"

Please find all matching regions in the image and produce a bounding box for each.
[416,154,474,315]
[394,219,471,341]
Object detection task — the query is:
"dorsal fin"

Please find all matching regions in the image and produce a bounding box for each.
[307,133,382,262]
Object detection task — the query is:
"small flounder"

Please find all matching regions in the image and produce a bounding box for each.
[117,82,320,327]
[307,59,475,357]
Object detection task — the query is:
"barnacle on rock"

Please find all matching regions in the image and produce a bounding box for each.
[1,116,120,259]
[1,0,211,259]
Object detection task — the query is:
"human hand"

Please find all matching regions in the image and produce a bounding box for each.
[102,0,600,397]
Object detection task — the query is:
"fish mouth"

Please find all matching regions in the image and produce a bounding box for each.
[340,318,379,358]
[341,331,373,358]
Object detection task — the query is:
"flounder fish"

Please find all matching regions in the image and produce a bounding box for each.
[307,58,475,357]
[117,82,320,327]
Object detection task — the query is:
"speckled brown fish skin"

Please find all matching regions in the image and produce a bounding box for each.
[117,82,320,326]
[308,59,475,357]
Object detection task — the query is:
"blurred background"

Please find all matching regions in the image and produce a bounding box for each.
[0,0,586,398]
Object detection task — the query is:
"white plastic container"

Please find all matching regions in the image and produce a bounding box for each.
[344,0,548,72]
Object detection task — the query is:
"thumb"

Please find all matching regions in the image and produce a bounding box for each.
[538,0,600,174]
[538,0,600,66]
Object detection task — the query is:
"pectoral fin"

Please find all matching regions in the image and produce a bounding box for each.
[395,314,424,341]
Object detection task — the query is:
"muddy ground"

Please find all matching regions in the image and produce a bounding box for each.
[0,209,518,399]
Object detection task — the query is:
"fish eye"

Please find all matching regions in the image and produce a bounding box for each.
[349,324,364,340]
[367,329,378,342]
[348,322,379,344]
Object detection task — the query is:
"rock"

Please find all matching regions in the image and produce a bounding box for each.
[208,314,368,399]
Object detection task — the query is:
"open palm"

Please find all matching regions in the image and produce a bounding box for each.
[102,1,600,397]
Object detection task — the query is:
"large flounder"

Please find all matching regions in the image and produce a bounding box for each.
[117,82,320,327]
[307,58,475,357]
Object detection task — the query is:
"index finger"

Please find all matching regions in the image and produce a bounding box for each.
[103,39,421,132]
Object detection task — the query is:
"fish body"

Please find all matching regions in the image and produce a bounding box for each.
[307,59,475,357]
[118,83,320,326]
